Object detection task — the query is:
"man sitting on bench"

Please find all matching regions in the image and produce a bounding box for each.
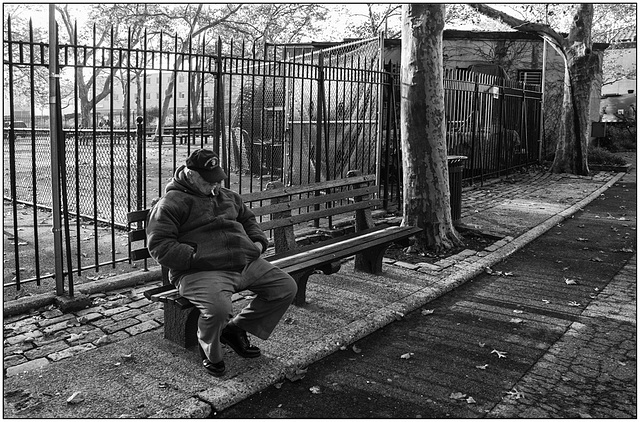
[146,148,297,377]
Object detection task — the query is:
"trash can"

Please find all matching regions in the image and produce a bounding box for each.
[448,155,467,224]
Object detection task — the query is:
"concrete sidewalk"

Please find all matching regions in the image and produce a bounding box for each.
[3,163,634,418]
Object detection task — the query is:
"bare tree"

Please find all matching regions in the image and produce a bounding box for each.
[401,4,463,252]
[468,4,599,175]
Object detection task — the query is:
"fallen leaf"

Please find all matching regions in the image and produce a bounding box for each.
[577,238,589,242]
[509,318,524,324]
[421,309,434,316]
[590,257,603,262]
[503,272,514,276]
[449,392,466,400]
[512,310,523,314]
[564,277,578,285]
[568,301,581,307]
[466,397,477,404]
[491,349,507,359]
[400,352,414,360]
[478,342,486,348]
[66,391,85,405]
[475,364,489,370]
[274,383,283,389]
[505,388,525,400]
[542,299,550,304]
[309,386,321,394]
[352,345,362,354]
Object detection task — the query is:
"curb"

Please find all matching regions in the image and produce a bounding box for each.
[3,268,162,318]
[177,171,628,415]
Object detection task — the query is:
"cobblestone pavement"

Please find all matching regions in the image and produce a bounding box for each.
[489,256,636,419]
[2,170,615,378]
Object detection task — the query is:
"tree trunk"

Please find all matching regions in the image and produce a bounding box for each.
[468,4,599,176]
[551,5,597,175]
[400,4,463,251]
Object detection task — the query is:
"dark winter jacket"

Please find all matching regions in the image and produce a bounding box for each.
[147,165,268,284]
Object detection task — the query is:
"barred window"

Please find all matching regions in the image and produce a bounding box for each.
[518,70,542,86]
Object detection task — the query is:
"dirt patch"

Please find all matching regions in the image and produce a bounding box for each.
[384,230,497,265]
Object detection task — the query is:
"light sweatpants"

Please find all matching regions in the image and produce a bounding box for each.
[176,257,297,363]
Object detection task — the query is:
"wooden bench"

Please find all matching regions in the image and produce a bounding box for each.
[127,170,422,348]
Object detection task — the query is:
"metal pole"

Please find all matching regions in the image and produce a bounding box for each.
[539,40,547,162]
[375,30,385,195]
[48,4,65,295]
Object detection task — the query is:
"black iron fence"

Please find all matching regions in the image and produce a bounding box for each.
[4,17,541,296]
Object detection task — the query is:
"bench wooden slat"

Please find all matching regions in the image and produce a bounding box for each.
[127,209,150,224]
[265,223,387,260]
[258,198,383,231]
[143,284,177,300]
[271,226,422,275]
[250,185,377,217]
[128,228,147,243]
[130,247,152,261]
[242,174,375,202]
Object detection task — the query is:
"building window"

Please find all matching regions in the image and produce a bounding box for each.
[518,70,542,86]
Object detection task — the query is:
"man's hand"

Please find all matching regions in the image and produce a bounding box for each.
[254,241,263,254]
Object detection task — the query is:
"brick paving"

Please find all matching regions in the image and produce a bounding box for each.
[3,284,164,376]
[488,255,636,419]
[2,169,623,378]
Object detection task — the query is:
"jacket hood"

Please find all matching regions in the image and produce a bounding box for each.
[165,165,204,196]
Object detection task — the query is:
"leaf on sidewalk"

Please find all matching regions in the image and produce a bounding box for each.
[491,349,507,359]
[564,277,578,285]
[568,301,581,307]
[449,392,466,400]
[352,345,362,354]
[475,364,488,370]
[421,309,434,316]
[505,388,525,400]
[590,257,603,262]
[400,352,414,360]
[309,386,321,394]
[509,318,524,324]
[577,237,589,242]
[466,397,477,404]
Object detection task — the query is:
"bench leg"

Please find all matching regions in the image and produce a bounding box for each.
[163,302,200,349]
[318,261,341,275]
[355,244,390,274]
[291,270,315,306]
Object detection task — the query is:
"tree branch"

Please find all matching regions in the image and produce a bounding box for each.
[467,4,567,53]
